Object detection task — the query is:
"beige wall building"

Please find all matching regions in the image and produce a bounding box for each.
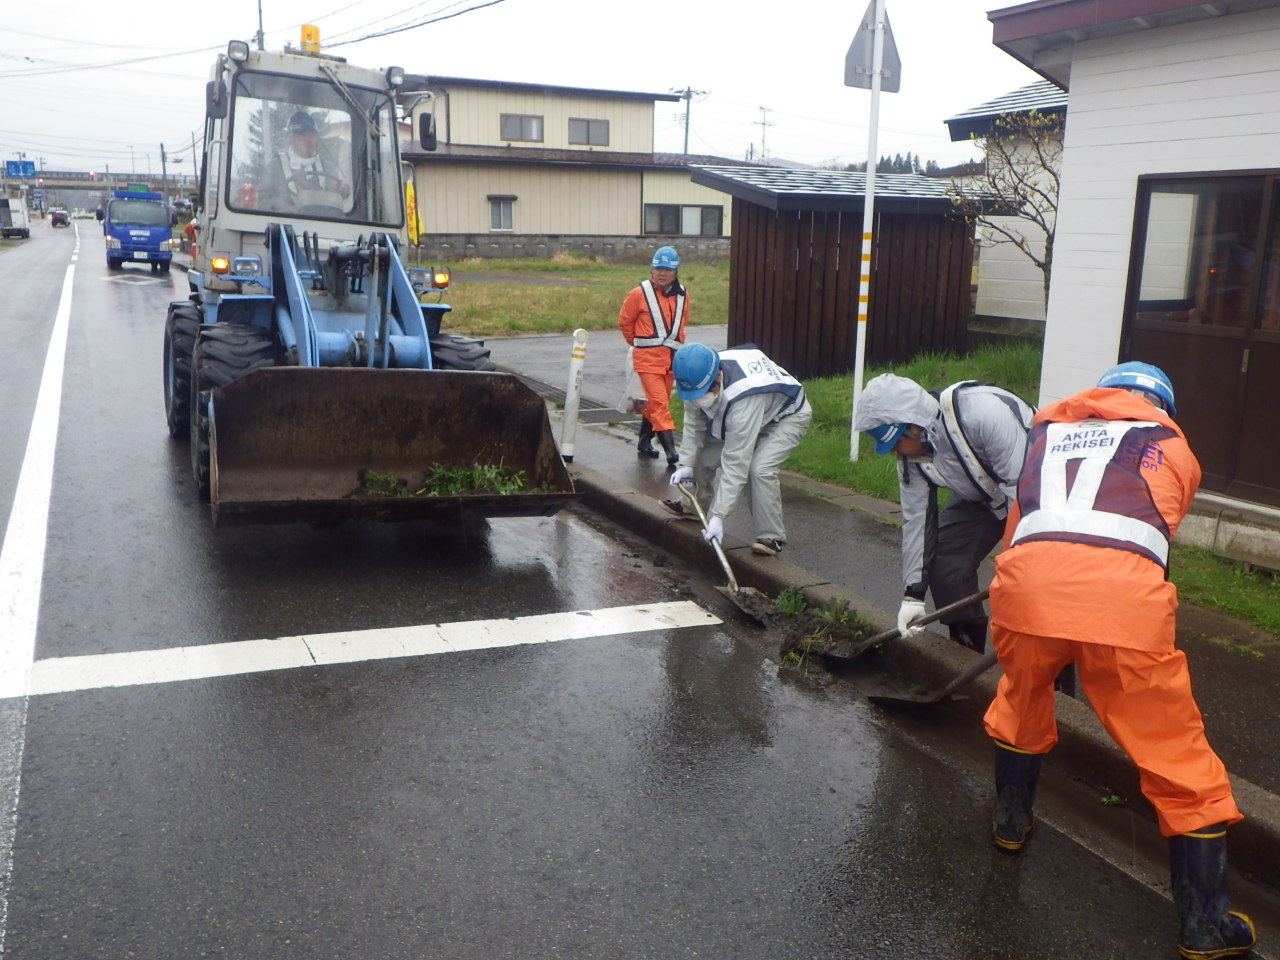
[398,76,742,259]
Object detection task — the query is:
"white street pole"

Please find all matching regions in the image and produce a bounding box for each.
[849,0,886,462]
[560,328,589,462]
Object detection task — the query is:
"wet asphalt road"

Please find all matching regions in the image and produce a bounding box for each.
[1,226,1277,959]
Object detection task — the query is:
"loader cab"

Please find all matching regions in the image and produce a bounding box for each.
[221,61,404,229]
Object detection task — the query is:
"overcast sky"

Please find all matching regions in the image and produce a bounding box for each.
[1,0,1043,176]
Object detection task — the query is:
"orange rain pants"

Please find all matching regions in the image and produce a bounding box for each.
[984,626,1241,837]
[637,370,676,432]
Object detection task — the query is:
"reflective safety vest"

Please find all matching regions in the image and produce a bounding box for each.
[706,348,806,441]
[934,381,1031,513]
[1010,419,1176,569]
[631,280,686,350]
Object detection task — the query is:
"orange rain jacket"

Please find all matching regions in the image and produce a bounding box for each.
[989,388,1199,651]
[617,280,689,375]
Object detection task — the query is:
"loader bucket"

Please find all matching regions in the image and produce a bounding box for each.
[207,368,577,527]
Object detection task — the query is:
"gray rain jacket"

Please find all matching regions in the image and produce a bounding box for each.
[854,373,1035,593]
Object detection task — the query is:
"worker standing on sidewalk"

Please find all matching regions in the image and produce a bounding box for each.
[662,342,811,557]
[617,246,688,466]
[854,373,1035,652]
[983,362,1255,960]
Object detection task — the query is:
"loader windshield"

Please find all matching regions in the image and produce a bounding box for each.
[224,71,402,228]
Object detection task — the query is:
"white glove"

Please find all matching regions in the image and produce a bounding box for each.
[896,598,927,639]
[670,466,695,489]
[702,515,724,545]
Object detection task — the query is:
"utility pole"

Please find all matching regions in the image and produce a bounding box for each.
[756,107,774,161]
[256,0,266,50]
[160,143,168,202]
[671,86,707,155]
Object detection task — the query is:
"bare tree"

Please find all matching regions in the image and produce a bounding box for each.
[947,109,1063,308]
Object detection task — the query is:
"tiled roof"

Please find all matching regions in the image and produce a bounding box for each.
[401,143,752,170]
[687,165,964,214]
[945,80,1068,141]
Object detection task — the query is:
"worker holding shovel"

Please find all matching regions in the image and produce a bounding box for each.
[854,374,1035,652]
[663,343,811,558]
[982,362,1254,960]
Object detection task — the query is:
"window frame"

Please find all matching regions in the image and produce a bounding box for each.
[643,203,724,237]
[499,113,543,143]
[568,118,610,146]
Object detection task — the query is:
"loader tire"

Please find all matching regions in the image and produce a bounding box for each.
[189,323,277,501]
[430,332,497,371]
[163,301,203,438]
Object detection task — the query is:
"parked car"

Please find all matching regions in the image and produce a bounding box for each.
[72,208,94,219]
[50,210,70,227]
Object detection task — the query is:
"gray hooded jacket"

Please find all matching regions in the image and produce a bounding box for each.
[854,373,1034,593]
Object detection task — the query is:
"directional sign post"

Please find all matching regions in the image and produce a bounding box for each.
[844,0,900,461]
[4,160,36,179]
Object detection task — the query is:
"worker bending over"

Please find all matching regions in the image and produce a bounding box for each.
[663,343,811,557]
[855,373,1035,652]
[984,362,1254,960]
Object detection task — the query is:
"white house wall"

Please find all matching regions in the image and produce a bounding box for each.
[1039,6,1280,403]
[975,216,1047,322]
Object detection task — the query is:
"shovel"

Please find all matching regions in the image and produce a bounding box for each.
[868,649,999,708]
[679,484,770,624]
[818,589,991,662]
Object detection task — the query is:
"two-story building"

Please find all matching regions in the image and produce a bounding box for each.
[398,76,745,261]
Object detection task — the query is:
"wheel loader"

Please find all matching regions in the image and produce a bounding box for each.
[164,33,574,527]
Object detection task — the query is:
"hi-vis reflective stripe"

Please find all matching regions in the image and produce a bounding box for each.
[1011,420,1170,565]
[633,280,685,349]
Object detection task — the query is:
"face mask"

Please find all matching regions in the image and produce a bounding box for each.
[691,392,720,414]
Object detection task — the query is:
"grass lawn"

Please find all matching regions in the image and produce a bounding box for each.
[416,253,730,339]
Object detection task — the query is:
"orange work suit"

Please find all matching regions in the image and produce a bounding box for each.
[983,387,1240,837]
[617,279,688,432]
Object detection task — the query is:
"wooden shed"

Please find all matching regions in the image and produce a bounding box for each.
[689,166,976,379]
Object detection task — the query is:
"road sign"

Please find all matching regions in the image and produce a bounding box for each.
[845,0,901,93]
[5,160,36,179]
[31,189,45,201]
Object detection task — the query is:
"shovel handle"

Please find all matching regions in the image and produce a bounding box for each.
[837,588,991,660]
[679,484,739,593]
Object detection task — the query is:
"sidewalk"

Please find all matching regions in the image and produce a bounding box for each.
[493,325,1280,892]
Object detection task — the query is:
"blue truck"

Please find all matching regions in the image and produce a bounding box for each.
[103,190,175,272]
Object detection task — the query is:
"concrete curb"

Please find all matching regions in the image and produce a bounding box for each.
[566,459,1280,887]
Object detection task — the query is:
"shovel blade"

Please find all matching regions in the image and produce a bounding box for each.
[714,585,772,625]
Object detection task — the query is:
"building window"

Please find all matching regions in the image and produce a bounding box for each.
[644,203,723,237]
[489,195,515,231]
[569,118,609,146]
[1131,177,1265,329]
[500,114,543,143]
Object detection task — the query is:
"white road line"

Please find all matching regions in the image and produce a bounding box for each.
[21,601,720,698]
[0,259,77,957]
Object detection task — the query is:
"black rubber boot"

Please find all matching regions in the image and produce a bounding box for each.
[636,418,660,459]
[1170,825,1256,960]
[949,617,989,653]
[993,741,1041,852]
[657,430,679,468]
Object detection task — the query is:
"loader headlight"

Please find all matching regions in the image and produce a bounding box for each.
[232,256,263,276]
[386,66,405,88]
[211,256,232,274]
[228,40,250,62]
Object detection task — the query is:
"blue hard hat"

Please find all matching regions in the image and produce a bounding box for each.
[865,422,910,455]
[673,342,720,400]
[651,245,680,269]
[1097,361,1176,416]
[287,111,317,134]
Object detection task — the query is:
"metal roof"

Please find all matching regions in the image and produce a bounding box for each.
[945,79,1068,141]
[989,0,1280,87]
[401,74,680,104]
[402,143,752,171]
[687,166,963,214]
